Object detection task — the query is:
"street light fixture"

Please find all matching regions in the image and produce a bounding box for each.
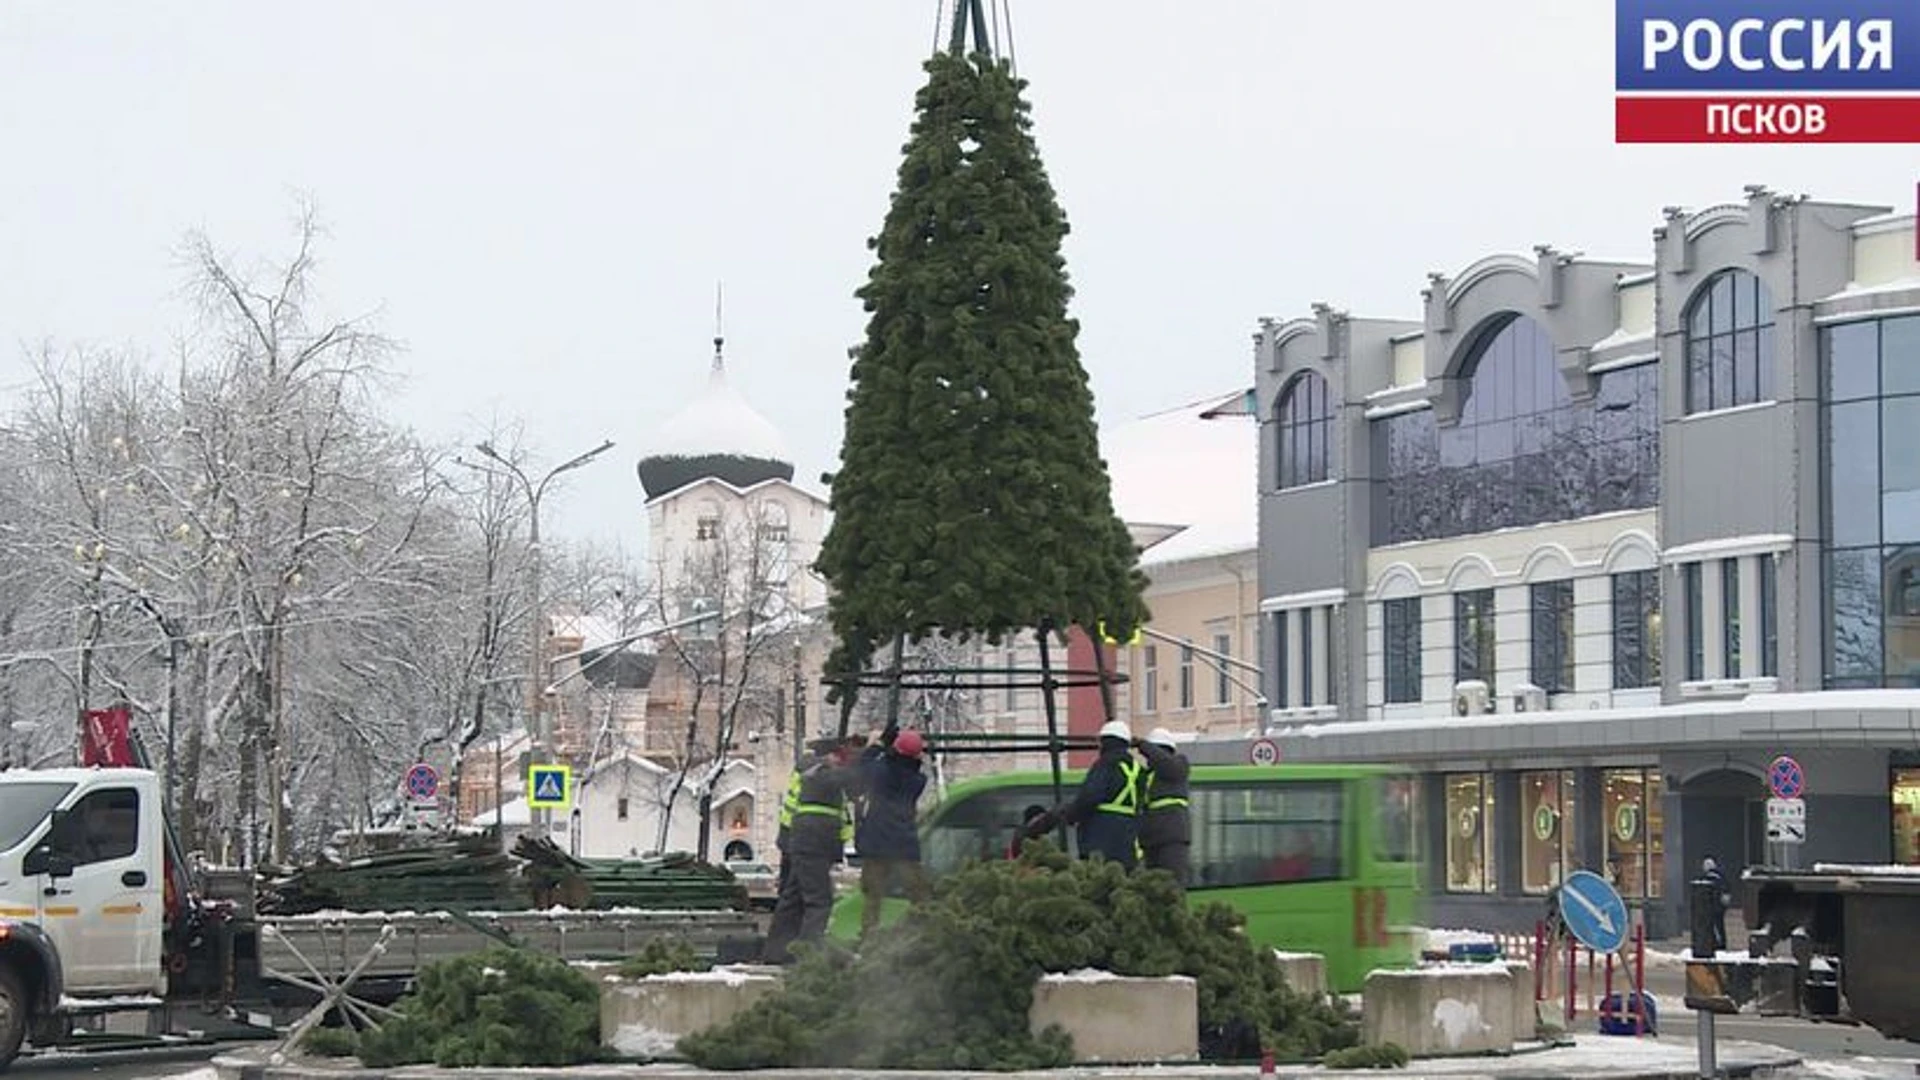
[469,437,616,838]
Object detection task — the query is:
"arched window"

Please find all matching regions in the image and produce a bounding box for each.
[1684,269,1775,413]
[1275,371,1332,489]
[1369,312,1659,544]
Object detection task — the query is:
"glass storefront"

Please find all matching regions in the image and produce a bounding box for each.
[1823,315,1920,688]
[1894,769,1920,866]
[1445,773,1497,892]
[1603,768,1665,899]
[1520,770,1577,894]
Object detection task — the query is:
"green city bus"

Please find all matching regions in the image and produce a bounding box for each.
[828,763,1422,992]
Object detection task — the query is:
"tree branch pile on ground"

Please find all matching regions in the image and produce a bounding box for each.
[355,948,600,1068]
[676,843,1359,1071]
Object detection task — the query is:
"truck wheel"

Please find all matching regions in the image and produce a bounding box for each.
[0,967,26,1071]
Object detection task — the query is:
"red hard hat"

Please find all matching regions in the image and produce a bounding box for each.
[893,729,925,758]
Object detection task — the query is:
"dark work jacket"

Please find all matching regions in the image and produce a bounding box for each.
[1137,743,1192,849]
[1057,740,1143,866]
[788,759,862,859]
[855,745,927,861]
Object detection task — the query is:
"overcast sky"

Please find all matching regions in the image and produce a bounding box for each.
[2,2,1913,553]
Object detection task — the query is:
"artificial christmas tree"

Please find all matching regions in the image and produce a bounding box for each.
[816,27,1147,711]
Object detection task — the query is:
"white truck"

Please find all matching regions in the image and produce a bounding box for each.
[0,765,760,1070]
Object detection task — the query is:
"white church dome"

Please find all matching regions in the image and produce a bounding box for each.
[636,340,795,500]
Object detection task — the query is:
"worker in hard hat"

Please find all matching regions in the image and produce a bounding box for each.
[1135,727,1192,888]
[762,736,864,964]
[1024,719,1143,868]
[854,727,930,939]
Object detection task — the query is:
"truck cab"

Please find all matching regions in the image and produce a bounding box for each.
[0,768,166,1065]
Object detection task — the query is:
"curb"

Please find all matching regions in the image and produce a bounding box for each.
[211,1040,1805,1080]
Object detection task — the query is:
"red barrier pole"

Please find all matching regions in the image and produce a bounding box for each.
[1632,922,1647,1036]
[1588,946,1598,1012]
[1534,922,1546,1003]
[1565,935,1577,1021]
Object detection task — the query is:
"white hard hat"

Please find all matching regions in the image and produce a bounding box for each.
[1097,720,1132,742]
[1145,728,1177,750]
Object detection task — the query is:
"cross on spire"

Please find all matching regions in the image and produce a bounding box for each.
[943,0,1014,65]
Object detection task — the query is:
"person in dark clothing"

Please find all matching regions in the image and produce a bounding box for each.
[1701,857,1731,952]
[1025,720,1143,868]
[1136,727,1192,888]
[761,739,862,964]
[1006,804,1049,859]
[855,727,930,938]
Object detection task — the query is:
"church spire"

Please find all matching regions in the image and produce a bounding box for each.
[712,281,725,374]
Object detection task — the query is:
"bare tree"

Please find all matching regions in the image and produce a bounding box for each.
[648,502,801,860]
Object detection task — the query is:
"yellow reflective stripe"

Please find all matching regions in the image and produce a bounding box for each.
[0,907,33,918]
[793,804,842,817]
[1096,761,1144,815]
[102,903,143,916]
[1148,797,1189,810]
[44,906,79,917]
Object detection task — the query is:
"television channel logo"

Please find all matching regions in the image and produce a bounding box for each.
[1616,1,1920,143]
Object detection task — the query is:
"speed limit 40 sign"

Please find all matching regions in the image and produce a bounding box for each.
[1249,738,1280,766]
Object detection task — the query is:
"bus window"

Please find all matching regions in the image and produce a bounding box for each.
[1377,775,1418,863]
[1192,782,1344,888]
[923,786,1056,874]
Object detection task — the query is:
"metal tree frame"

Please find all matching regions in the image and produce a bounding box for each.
[828,623,1127,809]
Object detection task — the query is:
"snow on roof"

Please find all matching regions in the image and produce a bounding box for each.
[1102,392,1257,567]
[472,798,531,826]
[643,361,791,465]
[547,611,624,650]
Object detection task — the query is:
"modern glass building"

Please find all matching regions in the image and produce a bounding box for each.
[1185,188,1920,934]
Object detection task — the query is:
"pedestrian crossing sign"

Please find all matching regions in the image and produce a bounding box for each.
[527,764,572,809]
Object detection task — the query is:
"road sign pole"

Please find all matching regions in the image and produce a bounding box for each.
[1697,1008,1717,1078]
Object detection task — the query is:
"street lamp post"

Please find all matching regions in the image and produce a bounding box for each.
[472,438,615,838]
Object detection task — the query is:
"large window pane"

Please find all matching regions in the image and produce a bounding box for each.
[1530,580,1574,692]
[1612,570,1661,689]
[1383,597,1423,704]
[1723,559,1743,678]
[1894,768,1920,866]
[1445,774,1496,893]
[1379,775,1420,864]
[1887,548,1920,687]
[1685,269,1775,414]
[1192,782,1345,887]
[1520,770,1577,895]
[1884,316,1920,398]
[1275,371,1332,490]
[1455,590,1496,695]
[1684,564,1704,681]
[1828,548,1883,682]
[1603,768,1665,900]
[1827,321,1880,403]
[1829,401,1881,548]
[1883,397,1920,543]
[1370,326,1657,547]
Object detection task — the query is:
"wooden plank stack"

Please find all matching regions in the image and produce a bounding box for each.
[254,831,749,916]
[515,836,748,911]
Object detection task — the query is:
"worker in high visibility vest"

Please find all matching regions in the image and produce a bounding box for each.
[1136,727,1192,888]
[1023,720,1142,868]
[761,737,864,964]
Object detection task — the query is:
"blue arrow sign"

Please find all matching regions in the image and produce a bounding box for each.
[1559,869,1628,954]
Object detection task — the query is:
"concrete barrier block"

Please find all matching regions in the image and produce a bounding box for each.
[1271,951,1329,1000]
[600,967,781,1060]
[1030,970,1198,1064]
[1502,960,1534,1040]
[1362,965,1518,1057]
